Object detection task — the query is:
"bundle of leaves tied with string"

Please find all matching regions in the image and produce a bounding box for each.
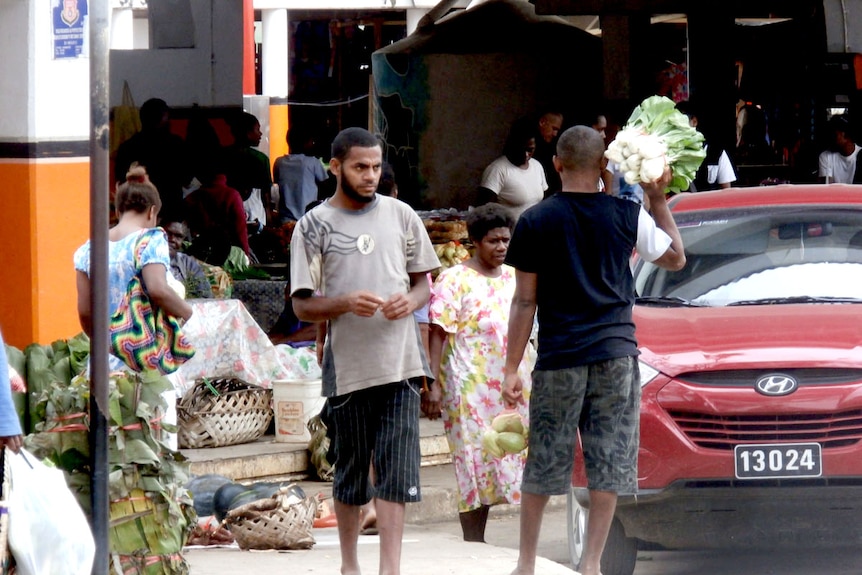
[605,95,707,194]
[22,337,195,575]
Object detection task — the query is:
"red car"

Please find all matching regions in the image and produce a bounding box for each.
[568,185,862,575]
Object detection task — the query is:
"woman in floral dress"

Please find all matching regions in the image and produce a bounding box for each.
[428,203,535,542]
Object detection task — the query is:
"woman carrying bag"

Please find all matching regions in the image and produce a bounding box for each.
[74,164,193,375]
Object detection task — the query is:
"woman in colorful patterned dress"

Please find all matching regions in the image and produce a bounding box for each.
[428,203,535,542]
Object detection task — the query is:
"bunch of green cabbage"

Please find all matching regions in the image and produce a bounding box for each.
[605,95,707,193]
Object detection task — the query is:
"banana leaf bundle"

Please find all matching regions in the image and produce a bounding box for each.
[23,332,90,434]
[109,487,192,575]
[20,336,195,575]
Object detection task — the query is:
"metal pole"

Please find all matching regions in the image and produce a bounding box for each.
[89,1,111,573]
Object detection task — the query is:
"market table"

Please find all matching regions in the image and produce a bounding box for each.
[230,278,288,333]
[172,299,321,397]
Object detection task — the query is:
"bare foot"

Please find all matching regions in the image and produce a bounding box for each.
[359,502,377,535]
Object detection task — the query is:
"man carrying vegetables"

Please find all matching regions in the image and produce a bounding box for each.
[502,122,687,575]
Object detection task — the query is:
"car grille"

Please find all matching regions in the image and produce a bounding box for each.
[676,368,862,387]
[669,409,862,450]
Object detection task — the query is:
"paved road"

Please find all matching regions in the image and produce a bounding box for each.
[426,506,862,575]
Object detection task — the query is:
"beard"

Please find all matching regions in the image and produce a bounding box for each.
[341,177,376,204]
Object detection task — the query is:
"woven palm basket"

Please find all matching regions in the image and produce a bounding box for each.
[178,377,273,449]
[225,488,316,550]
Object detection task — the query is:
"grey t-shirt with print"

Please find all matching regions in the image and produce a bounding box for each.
[290,195,439,396]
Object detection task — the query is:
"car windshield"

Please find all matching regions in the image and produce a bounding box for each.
[634,205,862,307]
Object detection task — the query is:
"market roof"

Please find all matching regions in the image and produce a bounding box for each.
[532,0,821,16]
[376,0,598,54]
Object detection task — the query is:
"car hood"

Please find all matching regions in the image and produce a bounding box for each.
[635,304,862,376]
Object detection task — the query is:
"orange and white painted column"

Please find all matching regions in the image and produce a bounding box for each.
[260,7,290,161]
[0,1,92,348]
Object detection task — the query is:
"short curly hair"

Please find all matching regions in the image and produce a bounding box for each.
[466,203,515,242]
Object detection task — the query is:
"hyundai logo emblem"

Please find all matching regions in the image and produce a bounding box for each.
[755,374,798,396]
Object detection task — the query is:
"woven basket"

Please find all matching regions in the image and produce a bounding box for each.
[225,488,316,550]
[178,377,273,449]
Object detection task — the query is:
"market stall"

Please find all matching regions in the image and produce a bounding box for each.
[172,299,321,397]
[418,208,473,274]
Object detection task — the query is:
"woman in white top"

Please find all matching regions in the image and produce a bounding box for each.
[477,118,548,219]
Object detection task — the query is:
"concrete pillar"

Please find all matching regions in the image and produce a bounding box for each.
[111,6,134,50]
[243,0,255,94]
[688,9,738,154]
[261,8,289,170]
[599,14,650,105]
[0,0,91,347]
[262,9,289,98]
[406,8,429,36]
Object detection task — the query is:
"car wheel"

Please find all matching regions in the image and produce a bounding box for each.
[566,487,587,568]
[567,487,638,575]
[602,517,638,575]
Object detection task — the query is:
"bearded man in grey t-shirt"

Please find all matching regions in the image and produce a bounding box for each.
[290,127,440,575]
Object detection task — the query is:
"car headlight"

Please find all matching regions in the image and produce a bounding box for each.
[638,360,660,387]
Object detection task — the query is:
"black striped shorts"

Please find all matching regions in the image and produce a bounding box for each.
[327,379,423,505]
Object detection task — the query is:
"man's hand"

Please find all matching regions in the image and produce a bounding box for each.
[502,372,525,408]
[421,380,443,420]
[380,292,413,321]
[346,291,386,317]
[1,435,23,454]
[640,165,673,203]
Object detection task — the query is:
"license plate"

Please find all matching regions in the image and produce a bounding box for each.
[734,443,822,479]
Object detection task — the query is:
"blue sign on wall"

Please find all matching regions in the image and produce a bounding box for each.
[53,0,88,59]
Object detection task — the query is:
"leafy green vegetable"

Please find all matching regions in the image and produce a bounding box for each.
[229,267,272,281]
[222,246,250,276]
[222,246,272,280]
[622,95,707,193]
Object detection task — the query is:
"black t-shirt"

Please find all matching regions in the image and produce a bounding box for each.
[505,192,640,370]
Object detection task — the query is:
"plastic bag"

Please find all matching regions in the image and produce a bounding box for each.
[6,448,95,575]
[110,80,141,155]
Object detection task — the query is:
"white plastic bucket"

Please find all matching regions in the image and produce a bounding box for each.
[272,379,326,443]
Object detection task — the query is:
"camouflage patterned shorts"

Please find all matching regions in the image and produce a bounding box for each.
[522,356,640,495]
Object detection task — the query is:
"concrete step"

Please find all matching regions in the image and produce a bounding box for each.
[181,417,452,483]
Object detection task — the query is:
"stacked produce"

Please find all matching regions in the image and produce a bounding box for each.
[482,410,528,458]
[605,95,706,194]
[19,336,195,575]
[423,218,468,243]
[434,241,471,269]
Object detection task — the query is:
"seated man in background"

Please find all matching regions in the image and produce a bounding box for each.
[161,214,214,299]
[184,158,251,258]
